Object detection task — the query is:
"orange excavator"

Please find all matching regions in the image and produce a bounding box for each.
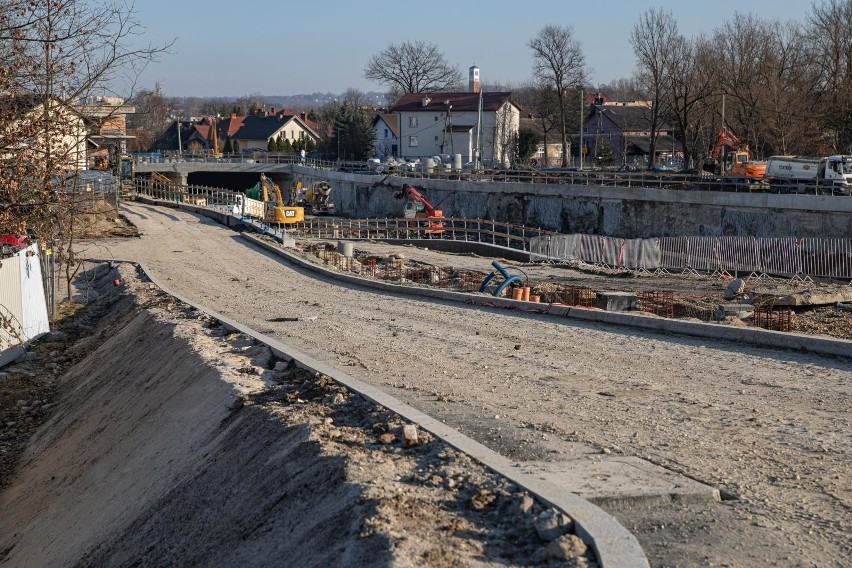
[396,184,445,235]
[707,127,766,179]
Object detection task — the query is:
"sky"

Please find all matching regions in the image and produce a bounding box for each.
[131,0,814,98]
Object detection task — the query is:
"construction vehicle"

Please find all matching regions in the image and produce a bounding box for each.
[764,155,852,195]
[240,174,304,223]
[293,180,336,215]
[705,127,766,179]
[395,184,444,235]
[209,117,222,159]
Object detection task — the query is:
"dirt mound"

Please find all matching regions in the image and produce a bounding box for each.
[0,265,594,567]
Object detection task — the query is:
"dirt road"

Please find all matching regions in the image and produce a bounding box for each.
[88,203,851,567]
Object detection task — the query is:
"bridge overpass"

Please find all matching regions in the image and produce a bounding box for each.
[134,158,852,239]
[133,157,301,188]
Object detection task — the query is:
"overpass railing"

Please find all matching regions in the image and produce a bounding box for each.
[134,151,852,195]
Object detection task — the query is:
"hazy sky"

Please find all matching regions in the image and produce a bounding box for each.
[132,0,814,97]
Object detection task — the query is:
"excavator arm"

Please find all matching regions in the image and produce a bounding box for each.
[401,185,437,217]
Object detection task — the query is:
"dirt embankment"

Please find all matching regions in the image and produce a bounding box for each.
[0,265,595,567]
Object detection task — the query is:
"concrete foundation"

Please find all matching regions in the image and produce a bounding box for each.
[595,291,637,312]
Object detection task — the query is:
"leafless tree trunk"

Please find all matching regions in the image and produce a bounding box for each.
[630,8,679,169]
[528,25,586,168]
[806,0,852,153]
[665,34,717,168]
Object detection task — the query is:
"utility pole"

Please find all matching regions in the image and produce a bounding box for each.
[579,88,584,170]
[177,118,182,155]
[720,94,726,174]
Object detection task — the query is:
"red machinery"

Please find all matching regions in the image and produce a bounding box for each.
[396,184,445,235]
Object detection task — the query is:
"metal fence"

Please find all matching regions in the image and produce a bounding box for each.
[531,234,852,280]
[133,151,852,195]
[135,179,852,281]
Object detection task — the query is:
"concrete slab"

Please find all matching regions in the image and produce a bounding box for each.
[519,457,720,509]
[717,303,755,318]
[595,291,637,312]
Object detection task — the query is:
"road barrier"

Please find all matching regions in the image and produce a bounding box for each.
[134,179,852,282]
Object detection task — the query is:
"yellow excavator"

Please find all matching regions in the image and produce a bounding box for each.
[257,174,303,223]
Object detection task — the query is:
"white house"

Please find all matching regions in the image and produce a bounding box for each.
[389,67,521,166]
[372,113,398,160]
[1,94,88,171]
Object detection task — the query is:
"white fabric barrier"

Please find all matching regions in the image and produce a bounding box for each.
[531,234,852,280]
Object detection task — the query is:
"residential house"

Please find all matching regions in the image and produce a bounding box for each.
[584,100,683,168]
[389,65,522,166]
[75,96,135,170]
[1,93,88,171]
[372,113,398,160]
[230,111,319,151]
[519,115,570,167]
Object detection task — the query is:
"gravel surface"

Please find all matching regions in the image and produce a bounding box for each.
[83,203,851,568]
[2,265,593,567]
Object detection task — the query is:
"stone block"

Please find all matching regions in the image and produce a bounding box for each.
[717,303,755,319]
[594,291,636,312]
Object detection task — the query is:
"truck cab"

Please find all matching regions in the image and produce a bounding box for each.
[817,156,852,195]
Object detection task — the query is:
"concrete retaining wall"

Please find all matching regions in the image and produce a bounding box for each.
[291,167,852,239]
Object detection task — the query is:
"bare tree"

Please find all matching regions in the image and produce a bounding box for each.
[806,0,852,153]
[528,25,586,167]
[342,87,368,108]
[363,40,463,102]
[664,34,718,168]
[0,0,172,301]
[758,21,823,155]
[235,92,265,116]
[127,83,177,151]
[630,8,679,169]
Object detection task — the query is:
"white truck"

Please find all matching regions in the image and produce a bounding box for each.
[764,155,852,195]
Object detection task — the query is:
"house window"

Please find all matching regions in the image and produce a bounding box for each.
[435,136,438,141]
[409,116,418,127]
[536,147,545,159]
[384,128,388,138]
[409,136,418,147]
[435,116,439,121]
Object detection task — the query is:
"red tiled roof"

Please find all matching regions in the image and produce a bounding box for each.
[220,116,246,137]
[193,124,211,140]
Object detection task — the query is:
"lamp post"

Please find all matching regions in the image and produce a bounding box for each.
[336,127,341,163]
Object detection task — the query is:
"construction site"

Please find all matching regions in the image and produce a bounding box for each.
[1,174,850,567]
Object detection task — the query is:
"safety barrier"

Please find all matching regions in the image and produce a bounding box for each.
[134,179,852,281]
[533,234,852,280]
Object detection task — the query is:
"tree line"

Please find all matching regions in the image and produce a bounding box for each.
[362,1,852,169]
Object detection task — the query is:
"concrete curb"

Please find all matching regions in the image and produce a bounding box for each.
[242,233,852,361]
[93,253,649,568]
[136,198,852,360]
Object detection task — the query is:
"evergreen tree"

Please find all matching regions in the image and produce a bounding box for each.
[267,137,276,151]
[282,139,293,152]
[517,128,540,163]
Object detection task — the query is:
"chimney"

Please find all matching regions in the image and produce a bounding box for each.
[230,112,236,119]
[269,107,275,116]
[421,96,431,107]
[300,112,307,121]
[469,65,480,93]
